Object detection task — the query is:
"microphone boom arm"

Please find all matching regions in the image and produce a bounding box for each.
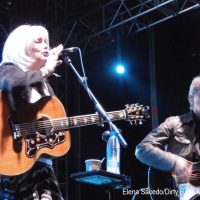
[63,52,128,148]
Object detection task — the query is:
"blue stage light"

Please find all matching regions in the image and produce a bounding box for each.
[116,65,124,74]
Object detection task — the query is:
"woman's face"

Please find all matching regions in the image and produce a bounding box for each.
[29,35,49,70]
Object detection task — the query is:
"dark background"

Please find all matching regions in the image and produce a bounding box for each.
[1,1,200,199]
[63,10,200,199]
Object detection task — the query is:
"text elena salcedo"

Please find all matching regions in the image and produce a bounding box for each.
[123,188,179,196]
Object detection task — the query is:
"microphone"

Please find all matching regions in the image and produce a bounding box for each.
[61,47,80,64]
[62,47,79,54]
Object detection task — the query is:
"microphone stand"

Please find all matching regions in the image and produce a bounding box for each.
[63,51,128,148]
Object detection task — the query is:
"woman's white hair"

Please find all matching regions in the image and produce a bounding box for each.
[1,25,49,71]
[188,75,200,110]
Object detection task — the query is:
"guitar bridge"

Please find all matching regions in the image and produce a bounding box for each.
[8,115,22,153]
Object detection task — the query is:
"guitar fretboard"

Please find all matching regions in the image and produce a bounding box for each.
[52,110,126,131]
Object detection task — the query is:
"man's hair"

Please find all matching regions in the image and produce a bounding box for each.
[0,25,49,71]
[188,75,200,109]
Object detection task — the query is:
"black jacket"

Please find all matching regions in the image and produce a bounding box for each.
[135,111,196,172]
[0,62,54,110]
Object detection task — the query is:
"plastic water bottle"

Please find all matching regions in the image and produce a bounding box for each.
[106,131,120,174]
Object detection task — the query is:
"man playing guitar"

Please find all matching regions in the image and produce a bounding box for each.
[135,75,200,200]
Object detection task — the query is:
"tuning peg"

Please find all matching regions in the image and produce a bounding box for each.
[139,120,143,125]
[131,103,139,107]
[128,120,133,125]
[142,106,150,112]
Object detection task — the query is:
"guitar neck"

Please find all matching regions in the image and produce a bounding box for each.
[52,110,126,131]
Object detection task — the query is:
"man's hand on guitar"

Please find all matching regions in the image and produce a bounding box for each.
[173,156,192,180]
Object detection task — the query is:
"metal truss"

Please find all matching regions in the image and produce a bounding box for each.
[58,0,200,55]
[0,0,199,55]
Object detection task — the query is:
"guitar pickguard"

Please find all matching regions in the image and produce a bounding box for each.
[25,131,66,158]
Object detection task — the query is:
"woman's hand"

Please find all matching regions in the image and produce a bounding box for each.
[40,44,63,78]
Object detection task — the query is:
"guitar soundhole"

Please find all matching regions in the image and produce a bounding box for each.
[36,116,52,138]
[190,170,200,187]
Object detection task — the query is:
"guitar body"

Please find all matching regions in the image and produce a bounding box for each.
[0,91,70,176]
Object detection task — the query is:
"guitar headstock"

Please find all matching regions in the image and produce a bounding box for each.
[125,103,150,125]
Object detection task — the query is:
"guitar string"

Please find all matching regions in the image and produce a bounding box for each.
[18,111,143,137]
[175,174,200,178]
[18,118,98,136]
[174,173,200,184]
[17,111,127,136]
[11,106,142,136]
[15,108,143,136]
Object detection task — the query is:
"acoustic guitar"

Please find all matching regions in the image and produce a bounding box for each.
[0,91,149,176]
[148,160,200,200]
